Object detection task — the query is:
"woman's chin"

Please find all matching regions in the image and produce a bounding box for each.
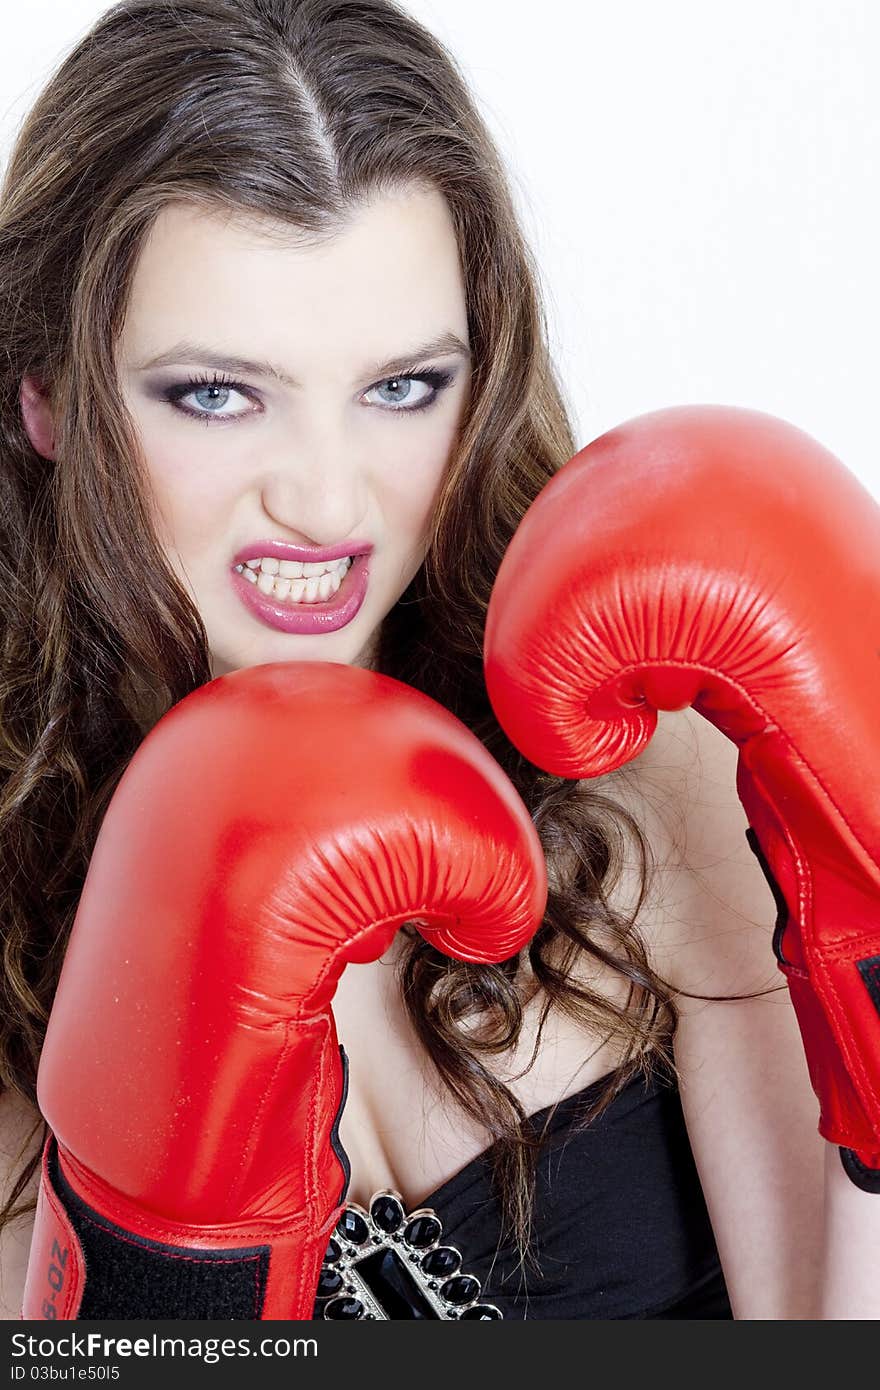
[207,629,379,681]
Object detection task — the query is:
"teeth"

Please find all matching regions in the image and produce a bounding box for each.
[235,555,353,604]
[243,556,351,579]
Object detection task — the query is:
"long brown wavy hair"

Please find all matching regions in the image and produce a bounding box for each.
[0,0,677,1265]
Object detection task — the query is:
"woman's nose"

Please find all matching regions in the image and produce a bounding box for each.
[258,432,370,545]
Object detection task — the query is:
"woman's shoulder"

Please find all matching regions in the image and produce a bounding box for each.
[0,1088,43,1321]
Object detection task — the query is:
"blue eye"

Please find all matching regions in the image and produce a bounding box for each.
[162,374,254,423]
[363,370,455,415]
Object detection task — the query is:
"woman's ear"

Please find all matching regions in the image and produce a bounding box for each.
[20,373,57,460]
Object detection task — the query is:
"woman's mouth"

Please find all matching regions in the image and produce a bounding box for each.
[230,553,369,634]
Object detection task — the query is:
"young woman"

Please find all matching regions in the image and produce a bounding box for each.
[0,0,856,1319]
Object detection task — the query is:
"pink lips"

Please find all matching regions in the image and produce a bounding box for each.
[232,539,373,566]
[230,550,371,635]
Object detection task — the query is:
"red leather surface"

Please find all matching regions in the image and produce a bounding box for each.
[35,661,547,1315]
[484,404,880,1166]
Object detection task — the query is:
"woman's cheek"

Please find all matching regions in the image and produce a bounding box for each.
[386,414,463,533]
[139,435,233,550]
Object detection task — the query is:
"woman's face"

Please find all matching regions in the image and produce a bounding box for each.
[113,186,472,675]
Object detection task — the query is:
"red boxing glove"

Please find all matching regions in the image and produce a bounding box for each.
[484,405,880,1189]
[23,661,546,1319]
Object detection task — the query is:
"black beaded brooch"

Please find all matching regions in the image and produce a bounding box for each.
[313,1189,503,1320]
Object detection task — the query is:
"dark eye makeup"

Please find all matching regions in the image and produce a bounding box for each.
[158,366,457,424]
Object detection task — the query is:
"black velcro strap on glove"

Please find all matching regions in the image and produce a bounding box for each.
[47,1135,271,1319]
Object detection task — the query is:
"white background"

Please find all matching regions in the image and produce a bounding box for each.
[2,1,877,496]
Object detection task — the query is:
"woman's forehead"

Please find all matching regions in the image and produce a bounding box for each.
[117,187,469,375]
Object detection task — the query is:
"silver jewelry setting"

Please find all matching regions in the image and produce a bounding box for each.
[314,1189,503,1320]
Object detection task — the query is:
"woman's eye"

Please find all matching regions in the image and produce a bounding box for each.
[166,379,253,422]
[363,372,451,413]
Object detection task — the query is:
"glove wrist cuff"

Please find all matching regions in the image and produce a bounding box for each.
[22,1135,339,1319]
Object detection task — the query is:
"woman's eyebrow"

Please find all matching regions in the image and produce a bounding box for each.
[133,331,472,385]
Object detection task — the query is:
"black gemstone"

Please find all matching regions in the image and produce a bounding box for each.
[316,1267,344,1298]
[336,1208,370,1245]
[354,1247,440,1319]
[459,1303,502,1320]
[324,1296,364,1319]
[404,1214,442,1248]
[370,1194,405,1234]
[323,1238,342,1264]
[441,1274,481,1305]
[421,1246,461,1278]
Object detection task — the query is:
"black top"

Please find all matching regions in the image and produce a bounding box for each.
[411,1065,731,1319]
